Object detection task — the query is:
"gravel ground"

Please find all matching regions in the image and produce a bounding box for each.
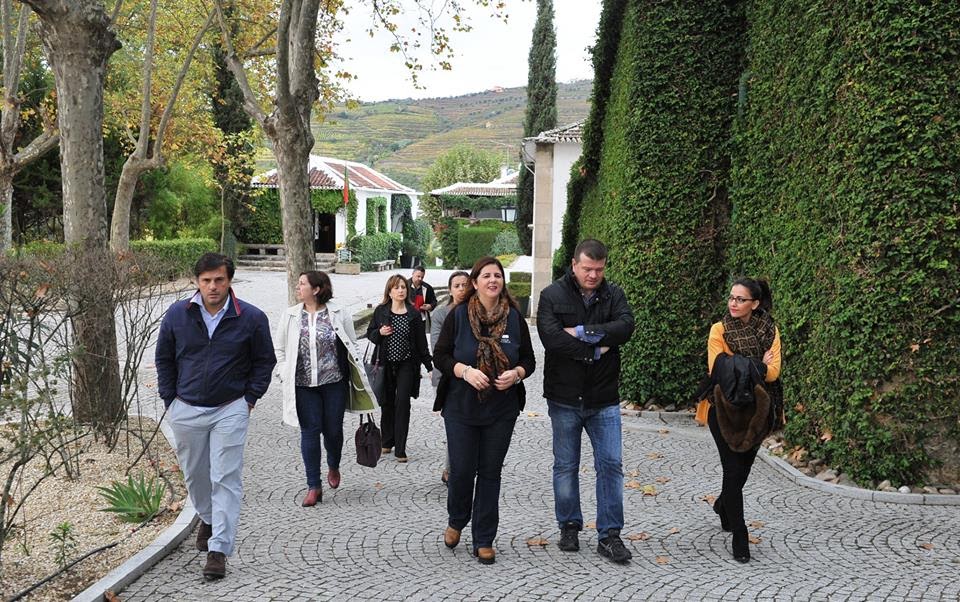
[0,417,185,601]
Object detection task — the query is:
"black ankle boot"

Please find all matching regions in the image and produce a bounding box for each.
[713,498,732,532]
[732,528,750,563]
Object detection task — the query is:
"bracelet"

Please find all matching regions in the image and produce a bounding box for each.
[462,365,470,379]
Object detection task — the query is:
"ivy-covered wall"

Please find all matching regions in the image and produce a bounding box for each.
[728,1,960,484]
[565,0,746,407]
[563,0,960,484]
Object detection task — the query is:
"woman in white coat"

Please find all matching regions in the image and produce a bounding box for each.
[275,270,376,506]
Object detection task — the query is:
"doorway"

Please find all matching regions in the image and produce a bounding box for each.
[314,212,336,252]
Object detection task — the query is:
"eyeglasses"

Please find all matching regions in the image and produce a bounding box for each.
[728,296,755,305]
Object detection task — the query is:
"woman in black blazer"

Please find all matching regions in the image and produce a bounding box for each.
[366,274,432,462]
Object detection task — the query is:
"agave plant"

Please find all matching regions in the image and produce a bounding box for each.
[96,473,166,523]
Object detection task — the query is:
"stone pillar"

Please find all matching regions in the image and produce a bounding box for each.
[530,142,555,319]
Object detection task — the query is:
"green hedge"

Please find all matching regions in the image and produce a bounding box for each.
[506,281,530,299]
[567,0,745,407]
[726,1,960,484]
[130,238,219,278]
[509,271,531,283]
[357,232,402,271]
[457,225,501,268]
[13,238,218,280]
[366,197,387,234]
[438,217,460,267]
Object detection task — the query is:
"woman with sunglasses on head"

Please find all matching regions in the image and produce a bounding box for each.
[430,271,472,484]
[704,277,783,563]
[433,257,535,565]
[366,274,432,462]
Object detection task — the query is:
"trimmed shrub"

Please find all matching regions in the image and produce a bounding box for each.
[357,232,402,270]
[509,271,531,283]
[437,217,461,268]
[491,230,523,256]
[506,281,531,299]
[458,225,501,268]
[130,238,219,278]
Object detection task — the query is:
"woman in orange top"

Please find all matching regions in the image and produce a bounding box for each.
[705,277,782,563]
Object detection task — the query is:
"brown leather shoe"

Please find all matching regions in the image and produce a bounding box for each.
[381,447,392,454]
[302,486,322,507]
[196,521,212,552]
[441,469,449,484]
[443,526,461,549]
[327,469,341,489]
[203,551,226,579]
[475,547,496,565]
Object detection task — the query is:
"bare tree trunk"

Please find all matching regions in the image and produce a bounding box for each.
[273,135,314,300]
[0,172,12,248]
[24,0,123,433]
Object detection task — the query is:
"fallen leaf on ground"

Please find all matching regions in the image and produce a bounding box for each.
[655,476,671,484]
[526,537,549,547]
[104,591,121,602]
[526,411,540,417]
[820,429,833,442]
[748,535,762,544]
[910,343,920,353]
[919,542,934,550]
[374,482,384,490]
[585,521,596,529]
[626,469,641,478]
[642,485,658,496]
[647,452,664,460]
[170,464,181,473]
[625,480,642,489]
[168,500,184,512]
[658,428,670,435]
[749,520,765,529]
[702,494,717,505]
[668,527,680,535]
[655,556,670,565]
[626,532,651,541]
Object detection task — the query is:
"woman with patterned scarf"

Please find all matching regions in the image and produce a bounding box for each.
[704,277,783,563]
[432,256,535,565]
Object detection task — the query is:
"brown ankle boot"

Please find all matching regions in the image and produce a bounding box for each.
[475,547,495,564]
[302,486,322,507]
[443,526,461,549]
[195,521,212,551]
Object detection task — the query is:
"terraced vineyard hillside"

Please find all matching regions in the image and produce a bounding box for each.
[255,80,592,189]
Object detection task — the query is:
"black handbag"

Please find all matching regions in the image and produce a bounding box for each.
[364,341,386,404]
[355,414,382,468]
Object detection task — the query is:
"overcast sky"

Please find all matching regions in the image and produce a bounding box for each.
[335,1,602,102]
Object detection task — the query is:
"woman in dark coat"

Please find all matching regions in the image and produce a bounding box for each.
[433,257,535,565]
[366,274,432,462]
[704,277,782,563]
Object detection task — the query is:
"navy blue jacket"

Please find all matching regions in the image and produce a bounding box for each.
[156,291,276,408]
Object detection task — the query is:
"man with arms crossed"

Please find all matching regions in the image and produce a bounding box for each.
[156,253,276,579]
[537,239,636,564]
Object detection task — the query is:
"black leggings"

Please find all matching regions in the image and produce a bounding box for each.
[708,406,758,531]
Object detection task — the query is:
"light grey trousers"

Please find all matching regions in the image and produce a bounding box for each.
[167,397,249,556]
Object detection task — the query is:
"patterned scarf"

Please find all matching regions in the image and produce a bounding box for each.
[722,309,775,360]
[467,294,510,400]
[722,308,784,429]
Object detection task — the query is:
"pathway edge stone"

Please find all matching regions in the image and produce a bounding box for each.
[73,415,199,602]
[620,408,960,507]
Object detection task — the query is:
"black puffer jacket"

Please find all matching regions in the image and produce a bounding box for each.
[537,273,635,408]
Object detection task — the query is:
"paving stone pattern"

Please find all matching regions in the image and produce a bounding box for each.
[122,271,959,601]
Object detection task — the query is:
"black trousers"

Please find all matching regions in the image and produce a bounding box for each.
[380,360,418,456]
[708,406,758,531]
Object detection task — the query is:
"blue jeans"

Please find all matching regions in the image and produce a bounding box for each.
[548,401,624,538]
[296,380,347,488]
[444,415,517,550]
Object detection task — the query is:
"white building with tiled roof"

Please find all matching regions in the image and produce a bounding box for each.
[429,168,519,221]
[252,155,421,251]
[522,120,585,315]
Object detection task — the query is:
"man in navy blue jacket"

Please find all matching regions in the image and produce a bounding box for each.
[156,253,275,580]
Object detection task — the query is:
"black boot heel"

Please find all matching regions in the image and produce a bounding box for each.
[732,528,750,563]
